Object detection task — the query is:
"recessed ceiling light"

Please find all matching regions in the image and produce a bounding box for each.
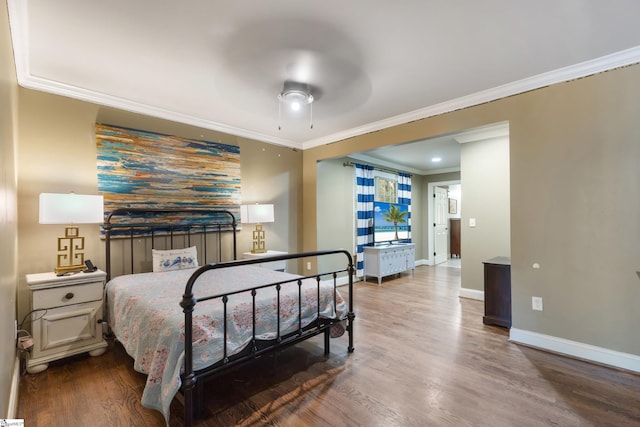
[432,157,442,162]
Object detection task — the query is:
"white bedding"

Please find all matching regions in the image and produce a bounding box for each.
[106,265,347,423]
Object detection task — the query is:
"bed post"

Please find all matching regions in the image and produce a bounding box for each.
[180,271,199,427]
[232,219,237,260]
[347,253,355,353]
[324,328,331,355]
[104,215,113,282]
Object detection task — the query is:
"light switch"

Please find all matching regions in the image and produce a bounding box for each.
[469,218,476,227]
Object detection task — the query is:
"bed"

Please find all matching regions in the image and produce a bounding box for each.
[103,208,355,426]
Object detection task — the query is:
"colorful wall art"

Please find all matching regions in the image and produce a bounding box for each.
[96,124,241,228]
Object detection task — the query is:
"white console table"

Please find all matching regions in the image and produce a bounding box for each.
[364,243,415,284]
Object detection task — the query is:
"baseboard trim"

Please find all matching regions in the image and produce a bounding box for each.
[510,328,640,374]
[7,355,20,419]
[459,288,484,301]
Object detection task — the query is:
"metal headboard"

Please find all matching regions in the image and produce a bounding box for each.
[103,208,237,281]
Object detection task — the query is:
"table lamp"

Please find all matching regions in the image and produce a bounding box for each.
[39,193,104,275]
[240,203,274,253]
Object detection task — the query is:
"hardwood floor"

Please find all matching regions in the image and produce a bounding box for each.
[18,265,640,426]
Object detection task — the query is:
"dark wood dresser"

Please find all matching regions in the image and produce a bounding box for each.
[450,218,461,258]
[482,256,511,328]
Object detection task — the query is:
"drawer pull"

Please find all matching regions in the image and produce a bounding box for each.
[65,292,74,300]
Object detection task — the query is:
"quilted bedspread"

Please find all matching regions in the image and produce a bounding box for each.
[105,265,347,423]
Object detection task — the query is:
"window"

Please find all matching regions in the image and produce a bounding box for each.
[374,175,397,203]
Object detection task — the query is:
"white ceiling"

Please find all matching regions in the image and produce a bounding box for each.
[350,133,465,176]
[8,1,640,172]
[350,122,510,175]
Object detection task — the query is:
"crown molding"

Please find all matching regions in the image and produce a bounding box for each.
[24,75,304,149]
[7,2,303,150]
[302,46,640,150]
[453,121,509,144]
[346,152,460,176]
[7,0,28,78]
[9,1,640,151]
[347,153,425,175]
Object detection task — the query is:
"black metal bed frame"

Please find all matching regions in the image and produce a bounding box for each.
[104,208,239,281]
[103,208,355,426]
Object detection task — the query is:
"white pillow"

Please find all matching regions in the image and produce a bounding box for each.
[152,246,199,272]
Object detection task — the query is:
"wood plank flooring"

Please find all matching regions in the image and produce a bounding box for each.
[18,265,640,426]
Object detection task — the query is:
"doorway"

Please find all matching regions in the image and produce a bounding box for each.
[427,179,461,266]
[433,186,448,264]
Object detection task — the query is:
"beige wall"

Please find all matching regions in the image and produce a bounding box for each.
[460,136,510,293]
[410,173,424,259]
[0,1,19,416]
[509,69,640,353]
[0,2,18,418]
[304,64,640,358]
[16,90,303,327]
[316,158,355,272]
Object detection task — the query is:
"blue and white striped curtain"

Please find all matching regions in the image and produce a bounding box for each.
[355,164,375,277]
[398,172,412,242]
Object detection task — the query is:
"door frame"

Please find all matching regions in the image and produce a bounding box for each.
[425,179,461,265]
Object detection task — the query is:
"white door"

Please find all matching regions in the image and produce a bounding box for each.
[433,186,449,264]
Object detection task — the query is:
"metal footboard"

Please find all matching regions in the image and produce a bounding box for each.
[180,250,355,427]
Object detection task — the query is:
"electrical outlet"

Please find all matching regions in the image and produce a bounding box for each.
[532,296,543,311]
[306,262,311,270]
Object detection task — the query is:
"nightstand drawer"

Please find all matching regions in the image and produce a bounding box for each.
[32,281,103,309]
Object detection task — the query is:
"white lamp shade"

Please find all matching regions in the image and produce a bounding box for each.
[39,193,104,224]
[240,204,274,224]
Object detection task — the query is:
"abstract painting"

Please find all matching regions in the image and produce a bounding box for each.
[96,124,241,229]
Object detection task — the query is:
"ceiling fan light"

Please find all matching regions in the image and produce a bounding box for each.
[277,81,314,106]
[277,80,315,130]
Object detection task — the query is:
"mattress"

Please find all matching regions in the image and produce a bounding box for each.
[106,265,347,422]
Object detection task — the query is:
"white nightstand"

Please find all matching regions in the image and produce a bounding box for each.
[25,269,108,374]
[242,250,288,272]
